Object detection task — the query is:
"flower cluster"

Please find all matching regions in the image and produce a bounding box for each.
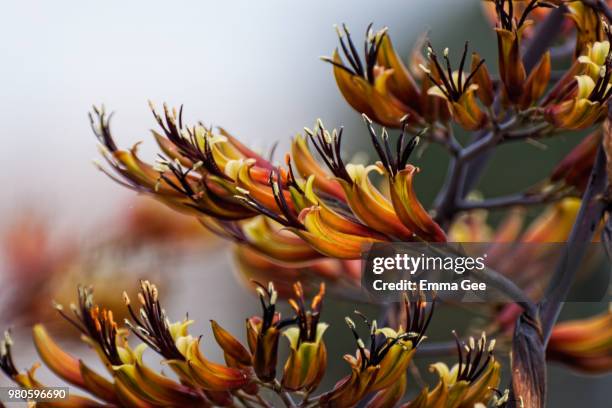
[81,0,612,383]
[326,1,612,132]
[0,281,510,407]
[88,1,612,288]
[91,103,444,276]
[6,1,612,407]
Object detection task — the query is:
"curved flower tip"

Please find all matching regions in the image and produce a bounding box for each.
[321,292,433,406]
[425,331,500,407]
[389,165,447,242]
[567,0,608,57]
[246,282,282,382]
[241,216,323,264]
[360,121,446,242]
[184,337,250,391]
[548,306,612,373]
[211,320,253,369]
[423,42,489,130]
[281,282,328,392]
[490,0,553,107]
[113,345,207,407]
[296,206,384,259]
[544,76,609,130]
[545,38,612,130]
[32,324,85,388]
[322,24,429,127]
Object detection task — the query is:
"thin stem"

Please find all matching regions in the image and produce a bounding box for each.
[419,243,537,314]
[503,122,553,141]
[456,192,567,211]
[471,267,538,316]
[434,121,508,223]
[434,6,567,224]
[255,380,296,408]
[540,144,608,343]
[273,379,297,408]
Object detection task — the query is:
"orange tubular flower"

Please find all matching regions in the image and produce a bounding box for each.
[491,0,552,108]
[92,104,261,221]
[422,42,490,130]
[544,73,611,130]
[547,306,612,374]
[566,0,606,57]
[544,38,612,130]
[322,24,415,128]
[0,332,108,408]
[404,332,501,408]
[91,100,445,282]
[29,284,235,407]
[322,24,451,128]
[321,293,434,407]
[281,283,328,392]
[122,281,250,401]
[245,282,282,382]
[363,119,447,242]
[1,278,518,407]
[294,120,445,246]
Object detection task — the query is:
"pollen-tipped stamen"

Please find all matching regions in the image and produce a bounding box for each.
[404,291,435,347]
[424,42,485,102]
[323,23,387,84]
[124,280,184,360]
[363,114,422,177]
[452,331,496,383]
[305,122,352,183]
[54,286,123,366]
[288,282,325,344]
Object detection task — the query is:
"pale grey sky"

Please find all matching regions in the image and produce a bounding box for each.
[0,0,472,230]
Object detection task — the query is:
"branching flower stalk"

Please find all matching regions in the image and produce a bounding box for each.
[0,281,509,408]
[5,1,612,407]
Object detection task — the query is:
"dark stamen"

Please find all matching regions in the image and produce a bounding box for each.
[425,42,485,102]
[453,332,496,383]
[55,286,123,366]
[124,281,184,361]
[364,115,423,177]
[324,23,386,84]
[306,123,352,183]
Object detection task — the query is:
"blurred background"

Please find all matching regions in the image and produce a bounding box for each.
[0,1,609,406]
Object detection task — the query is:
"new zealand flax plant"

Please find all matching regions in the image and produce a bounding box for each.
[3,1,612,407]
